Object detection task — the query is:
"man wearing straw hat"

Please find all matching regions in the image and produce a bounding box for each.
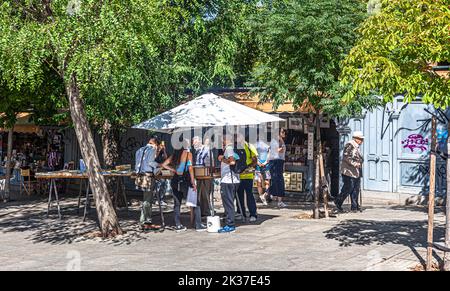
[335,131,365,213]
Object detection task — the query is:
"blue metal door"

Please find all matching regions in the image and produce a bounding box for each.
[395,102,448,195]
[363,107,393,192]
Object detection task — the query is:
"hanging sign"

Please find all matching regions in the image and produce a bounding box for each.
[307,132,314,160]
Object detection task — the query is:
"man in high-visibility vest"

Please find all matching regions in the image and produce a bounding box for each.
[236,133,258,222]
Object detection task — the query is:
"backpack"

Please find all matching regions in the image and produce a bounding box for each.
[230,144,255,174]
[231,148,248,174]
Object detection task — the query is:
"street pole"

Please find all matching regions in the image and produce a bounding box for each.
[426,117,437,271]
[4,128,13,202]
[314,112,321,219]
[318,141,329,218]
[445,121,450,271]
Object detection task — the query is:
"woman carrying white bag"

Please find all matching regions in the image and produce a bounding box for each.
[162,139,207,232]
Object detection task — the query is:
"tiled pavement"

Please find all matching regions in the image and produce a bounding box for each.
[0,195,446,271]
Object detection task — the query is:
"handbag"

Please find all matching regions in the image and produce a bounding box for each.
[186,187,197,207]
[174,153,191,193]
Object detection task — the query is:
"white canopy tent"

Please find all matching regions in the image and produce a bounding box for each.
[132,93,284,132]
[132,93,284,220]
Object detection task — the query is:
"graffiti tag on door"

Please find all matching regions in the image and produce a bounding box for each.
[402,134,429,152]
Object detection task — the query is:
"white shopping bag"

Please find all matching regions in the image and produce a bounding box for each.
[186,187,197,207]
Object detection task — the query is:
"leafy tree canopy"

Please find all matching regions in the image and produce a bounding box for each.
[341,0,450,108]
[251,0,372,116]
[0,0,259,131]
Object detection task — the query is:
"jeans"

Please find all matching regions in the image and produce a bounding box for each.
[155,179,167,202]
[337,174,361,210]
[171,180,202,228]
[237,179,257,218]
[140,180,156,224]
[197,179,213,216]
[269,159,285,197]
[221,183,238,227]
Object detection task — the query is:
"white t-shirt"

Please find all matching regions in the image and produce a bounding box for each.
[256,140,270,163]
[269,138,286,161]
[220,145,240,184]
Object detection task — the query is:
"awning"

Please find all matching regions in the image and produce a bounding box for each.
[0,125,41,134]
[0,112,41,134]
[133,93,285,132]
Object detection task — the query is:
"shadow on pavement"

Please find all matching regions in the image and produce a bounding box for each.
[0,199,148,246]
[0,197,281,245]
[389,205,445,214]
[324,219,445,267]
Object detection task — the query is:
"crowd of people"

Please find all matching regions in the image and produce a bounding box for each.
[134,128,289,234]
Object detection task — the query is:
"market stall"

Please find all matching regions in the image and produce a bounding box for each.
[36,169,132,220]
[219,90,340,198]
[133,93,284,228]
[0,114,66,189]
[280,113,338,197]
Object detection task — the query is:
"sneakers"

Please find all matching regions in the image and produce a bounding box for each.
[218,225,236,233]
[278,201,287,208]
[249,216,257,222]
[335,203,344,213]
[260,195,268,206]
[175,225,187,233]
[141,223,162,231]
[196,224,208,232]
[141,222,151,231]
[351,207,363,213]
[235,213,243,220]
[333,208,345,214]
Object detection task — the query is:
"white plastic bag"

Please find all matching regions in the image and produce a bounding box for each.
[186,187,197,207]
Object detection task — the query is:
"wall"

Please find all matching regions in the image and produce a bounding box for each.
[63,128,155,196]
[340,97,449,196]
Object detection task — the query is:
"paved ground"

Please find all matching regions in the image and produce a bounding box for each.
[0,193,446,271]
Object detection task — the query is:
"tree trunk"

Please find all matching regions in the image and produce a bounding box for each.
[101,119,122,208]
[445,121,450,271]
[66,75,122,237]
[313,112,321,219]
[427,117,437,271]
[102,119,120,169]
[318,142,329,218]
[3,128,13,202]
[314,157,320,219]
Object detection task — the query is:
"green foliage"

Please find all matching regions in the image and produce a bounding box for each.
[0,0,259,131]
[84,0,260,128]
[251,0,370,116]
[341,0,450,108]
[0,68,66,128]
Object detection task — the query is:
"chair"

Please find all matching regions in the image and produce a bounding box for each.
[0,175,16,192]
[0,174,15,199]
[20,169,39,196]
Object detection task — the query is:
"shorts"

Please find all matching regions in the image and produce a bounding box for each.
[135,173,155,191]
[255,169,271,183]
